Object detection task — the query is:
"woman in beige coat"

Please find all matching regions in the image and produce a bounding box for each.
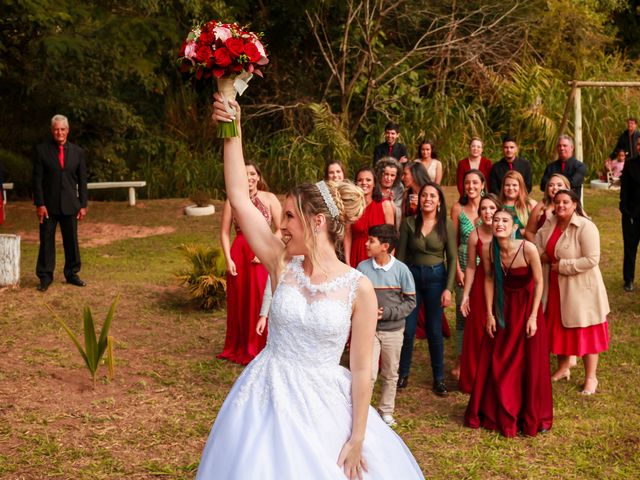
[535,190,610,395]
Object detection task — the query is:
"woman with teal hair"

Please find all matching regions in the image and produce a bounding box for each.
[464,208,552,437]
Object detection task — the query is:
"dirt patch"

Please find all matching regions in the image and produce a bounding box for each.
[15,223,176,247]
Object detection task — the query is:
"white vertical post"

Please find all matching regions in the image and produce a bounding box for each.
[0,234,20,286]
[573,87,584,204]
[128,187,136,207]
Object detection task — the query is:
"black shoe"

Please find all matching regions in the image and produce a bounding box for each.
[624,282,634,292]
[66,277,86,287]
[397,376,409,389]
[433,380,448,396]
[37,282,50,292]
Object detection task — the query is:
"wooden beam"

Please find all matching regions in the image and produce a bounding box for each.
[559,81,578,136]
[573,87,584,204]
[568,81,640,88]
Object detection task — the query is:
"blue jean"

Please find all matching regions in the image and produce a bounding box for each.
[399,263,446,382]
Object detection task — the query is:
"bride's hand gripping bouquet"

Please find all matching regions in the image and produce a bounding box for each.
[178,21,268,138]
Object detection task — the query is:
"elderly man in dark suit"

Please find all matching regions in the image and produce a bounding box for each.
[540,134,587,199]
[33,114,88,291]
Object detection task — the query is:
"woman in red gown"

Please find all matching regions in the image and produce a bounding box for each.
[459,194,500,394]
[219,161,281,365]
[345,167,394,267]
[535,189,609,394]
[465,208,552,437]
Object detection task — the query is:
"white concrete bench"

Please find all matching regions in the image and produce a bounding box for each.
[2,183,13,204]
[88,181,146,206]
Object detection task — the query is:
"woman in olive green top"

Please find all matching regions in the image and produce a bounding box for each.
[397,182,457,396]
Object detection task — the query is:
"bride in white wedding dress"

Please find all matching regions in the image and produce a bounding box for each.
[196,95,424,480]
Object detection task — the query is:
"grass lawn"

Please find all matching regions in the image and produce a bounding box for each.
[0,188,638,479]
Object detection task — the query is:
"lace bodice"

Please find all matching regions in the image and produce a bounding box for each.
[267,257,361,366]
[232,257,363,411]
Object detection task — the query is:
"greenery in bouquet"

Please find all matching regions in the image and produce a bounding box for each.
[178,21,268,138]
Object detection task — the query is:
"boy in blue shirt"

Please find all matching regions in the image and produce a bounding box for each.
[357,224,416,426]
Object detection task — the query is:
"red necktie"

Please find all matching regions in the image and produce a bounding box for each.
[508,162,513,170]
[561,161,566,173]
[388,144,393,156]
[58,144,65,169]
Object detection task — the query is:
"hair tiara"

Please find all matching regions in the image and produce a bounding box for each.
[315,181,339,219]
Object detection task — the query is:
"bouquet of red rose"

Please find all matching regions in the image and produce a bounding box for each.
[178,21,268,138]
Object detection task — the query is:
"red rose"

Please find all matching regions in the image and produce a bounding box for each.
[179,41,187,57]
[229,62,243,73]
[195,45,212,63]
[225,37,244,58]
[243,42,261,63]
[213,47,232,67]
[199,31,215,46]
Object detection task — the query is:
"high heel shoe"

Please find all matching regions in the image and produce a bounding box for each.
[551,369,570,382]
[580,378,598,395]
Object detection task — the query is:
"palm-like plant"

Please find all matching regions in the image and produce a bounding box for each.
[177,244,227,310]
[48,294,119,388]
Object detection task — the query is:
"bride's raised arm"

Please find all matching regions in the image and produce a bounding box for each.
[213,94,284,276]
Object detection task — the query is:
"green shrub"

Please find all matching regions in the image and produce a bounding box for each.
[177,244,227,310]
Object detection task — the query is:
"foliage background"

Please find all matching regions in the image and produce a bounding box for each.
[2,0,640,197]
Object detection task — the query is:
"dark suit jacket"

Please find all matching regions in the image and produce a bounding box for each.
[611,129,640,160]
[488,157,532,194]
[33,140,88,216]
[373,142,408,164]
[540,156,587,198]
[620,156,640,219]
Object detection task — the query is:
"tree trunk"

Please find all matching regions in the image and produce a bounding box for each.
[0,234,20,287]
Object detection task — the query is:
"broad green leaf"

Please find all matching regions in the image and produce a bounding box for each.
[83,307,98,374]
[46,305,91,371]
[98,294,120,358]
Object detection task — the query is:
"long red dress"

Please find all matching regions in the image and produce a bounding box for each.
[545,226,609,355]
[465,253,553,437]
[349,199,386,267]
[218,196,271,365]
[458,234,486,394]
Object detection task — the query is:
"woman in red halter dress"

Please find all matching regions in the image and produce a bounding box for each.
[219,162,281,365]
[465,208,553,437]
[459,194,500,394]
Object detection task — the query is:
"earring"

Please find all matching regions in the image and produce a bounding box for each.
[314,226,319,235]
[481,190,486,197]
[437,205,441,213]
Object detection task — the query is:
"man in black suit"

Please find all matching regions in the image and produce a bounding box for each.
[620,136,640,292]
[540,135,587,198]
[33,114,88,291]
[373,122,409,165]
[610,117,640,161]
[488,136,532,194]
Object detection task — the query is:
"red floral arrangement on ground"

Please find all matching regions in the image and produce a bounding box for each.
[178,21,268,80]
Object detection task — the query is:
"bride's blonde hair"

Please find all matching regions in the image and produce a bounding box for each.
[288,181,364,266]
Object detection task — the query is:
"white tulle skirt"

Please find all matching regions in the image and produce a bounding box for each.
[195,350,424,479]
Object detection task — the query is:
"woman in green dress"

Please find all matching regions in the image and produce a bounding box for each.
[499,170,536,239]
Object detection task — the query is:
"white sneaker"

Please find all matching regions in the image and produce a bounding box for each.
[381,414,397,427]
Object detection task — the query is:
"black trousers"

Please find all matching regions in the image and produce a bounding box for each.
[36,213,81,283]
[622,213,640,283]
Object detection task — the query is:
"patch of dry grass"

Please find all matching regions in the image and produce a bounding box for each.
[0,190,638,479]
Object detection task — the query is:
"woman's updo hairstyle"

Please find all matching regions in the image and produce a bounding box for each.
[287,181,365,259]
